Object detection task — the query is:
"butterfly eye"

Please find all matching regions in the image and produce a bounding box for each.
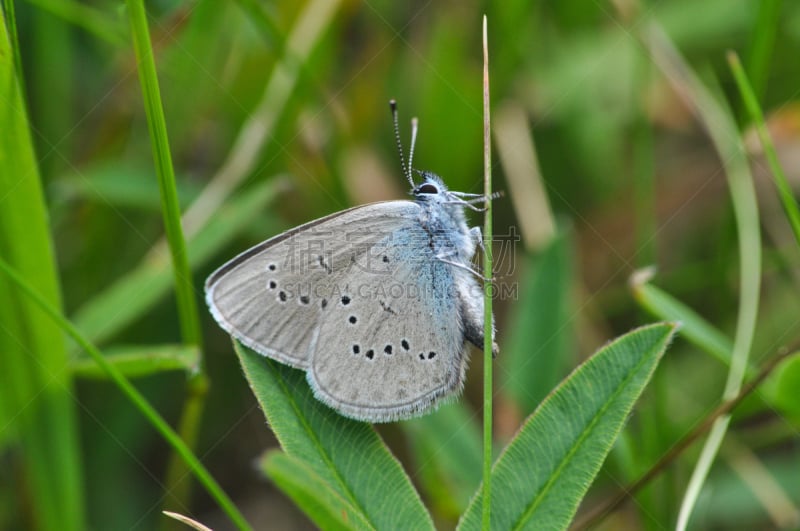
[416,183,438,194]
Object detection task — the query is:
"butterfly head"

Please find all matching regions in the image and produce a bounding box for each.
[411,171,448,200]
[411,171,470,230]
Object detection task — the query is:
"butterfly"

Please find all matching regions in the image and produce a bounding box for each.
[205,100,497,422]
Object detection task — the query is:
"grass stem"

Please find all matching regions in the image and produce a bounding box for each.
[126,0,203,349]
[481,15,494,531]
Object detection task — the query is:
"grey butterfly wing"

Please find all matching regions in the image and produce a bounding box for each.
[205,201,430,369]
[307,216,468,422]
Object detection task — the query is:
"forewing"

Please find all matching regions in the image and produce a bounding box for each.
[205,201,422,369]
[308,221,468,422]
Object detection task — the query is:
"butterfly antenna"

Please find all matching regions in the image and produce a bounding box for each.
[390,99,414,187]
[408,117,419,177]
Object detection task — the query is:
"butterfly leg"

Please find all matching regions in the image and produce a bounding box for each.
[444,191,503,211]
[435,255,493,282]
[443,199,487,212]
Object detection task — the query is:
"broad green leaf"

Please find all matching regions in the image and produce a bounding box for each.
[403,402,482,518]
[0,11,85,531]
[458,323,678,530]
[235,342,434,530]
[71,344,199,379]
[501,231,573,413]
[72,178,283,345]
[260,450,372,531]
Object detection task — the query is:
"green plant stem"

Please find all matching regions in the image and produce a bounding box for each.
[728,50,800,248]
[126,0,202,349]
[0,257,252,531]
[481,15,493,531]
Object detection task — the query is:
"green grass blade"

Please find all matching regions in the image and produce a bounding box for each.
[72,178,283,345]
[728,50,800,248]
[71,344,199,379]
[0,11,84,529]
[126,0,201,348]
[234,342,435,530]
[0,258,252,531]
[260,451,373,530]
[457,323,678,531]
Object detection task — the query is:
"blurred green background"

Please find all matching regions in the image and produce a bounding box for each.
[2,0,800,529]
